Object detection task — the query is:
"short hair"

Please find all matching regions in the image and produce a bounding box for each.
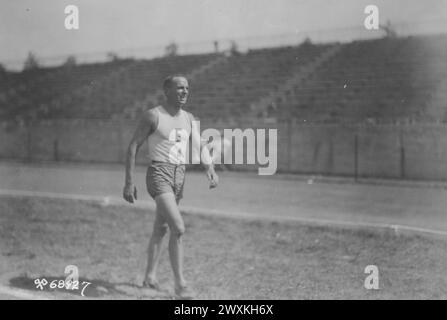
[163,74,188,91]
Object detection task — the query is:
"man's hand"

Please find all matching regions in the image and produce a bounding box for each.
[206,167,219,189]
[123,183,138,203]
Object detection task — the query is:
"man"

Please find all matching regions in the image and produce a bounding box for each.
[123,75,218,299]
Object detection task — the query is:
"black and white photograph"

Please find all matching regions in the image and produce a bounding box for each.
[1,0,447,305]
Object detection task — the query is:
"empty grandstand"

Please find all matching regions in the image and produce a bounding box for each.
[276,35,447,123]
[1,34,446,125]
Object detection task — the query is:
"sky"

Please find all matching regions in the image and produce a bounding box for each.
[1,0,447,69]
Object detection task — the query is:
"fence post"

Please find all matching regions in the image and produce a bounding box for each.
[26,120,32,162]
[53,139,59,162]
[399,128,405,179]
[117,120,124,163]
[287,118,292,172]
[354,132,359,182]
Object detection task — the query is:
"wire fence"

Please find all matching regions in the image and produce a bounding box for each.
[1,119,447,181]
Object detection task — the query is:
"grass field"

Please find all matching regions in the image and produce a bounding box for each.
[1,195,447,299]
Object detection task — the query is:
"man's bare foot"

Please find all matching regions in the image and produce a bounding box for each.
[142,278,160,290]
[174,284,196,300]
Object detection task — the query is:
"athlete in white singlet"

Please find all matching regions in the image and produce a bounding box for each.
[123,75,218,299]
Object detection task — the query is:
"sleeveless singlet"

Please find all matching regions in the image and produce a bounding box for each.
[147,105,192,164]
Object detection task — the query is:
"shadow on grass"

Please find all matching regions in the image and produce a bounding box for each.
[8,275,146,298]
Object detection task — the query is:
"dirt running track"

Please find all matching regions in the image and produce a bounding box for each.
[1,161,447,235]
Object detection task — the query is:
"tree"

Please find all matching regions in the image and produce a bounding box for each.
[0,63,6,81]
[230,40,240,56]
[302,37,313,45]
[165,42,178,57]
[107,52,120,61]
[23,51,40,71]
[63,55,77,67]
[380,20,397,38]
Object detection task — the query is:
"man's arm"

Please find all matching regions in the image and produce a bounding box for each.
[188,112,219,189]
[123,110,157,203]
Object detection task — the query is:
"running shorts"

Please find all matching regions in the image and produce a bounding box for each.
[146,161,186,202]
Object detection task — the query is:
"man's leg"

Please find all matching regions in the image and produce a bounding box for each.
[143,209,168,287]
[154,192,192,295]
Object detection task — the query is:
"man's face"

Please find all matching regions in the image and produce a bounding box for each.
[165,77,189,107]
